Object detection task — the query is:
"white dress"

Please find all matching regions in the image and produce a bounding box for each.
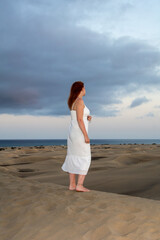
[61,99,91,175]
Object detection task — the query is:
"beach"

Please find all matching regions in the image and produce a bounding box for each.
[1,144,160,239]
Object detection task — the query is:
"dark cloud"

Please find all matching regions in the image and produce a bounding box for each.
[129,97,150,108]
[0,0,160,117]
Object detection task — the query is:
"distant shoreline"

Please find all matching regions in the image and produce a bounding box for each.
[1,143,160,151]
[0,139,160,148]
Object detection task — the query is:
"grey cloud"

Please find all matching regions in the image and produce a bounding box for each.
[0,0,160,117]
[145,112,154,117]
[136,112,155,119]
[0,88,40,107]
[129,97,150,108]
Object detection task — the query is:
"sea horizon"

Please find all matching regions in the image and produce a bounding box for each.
[0,138,160,148]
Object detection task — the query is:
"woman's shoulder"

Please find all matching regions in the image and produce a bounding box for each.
[76,98,85,108]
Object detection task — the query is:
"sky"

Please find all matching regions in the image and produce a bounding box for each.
[0,0,160,139]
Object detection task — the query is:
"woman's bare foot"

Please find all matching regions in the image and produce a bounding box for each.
[76,184,90,192]
[69,185,76,190]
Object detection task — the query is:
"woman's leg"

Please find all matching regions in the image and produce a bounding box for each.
[76,174,90,192]
[69,173,76,190]
[77,174,85,185]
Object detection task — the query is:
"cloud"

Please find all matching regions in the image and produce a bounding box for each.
[129,97,150,108]
[145,112,154,117]
[154,105,160,108]
[0,0,160,117]
[136,111,155,119]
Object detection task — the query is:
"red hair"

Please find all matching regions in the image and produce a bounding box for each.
[68,81,84,110]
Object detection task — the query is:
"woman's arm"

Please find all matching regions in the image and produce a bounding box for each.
[76,99,90,143]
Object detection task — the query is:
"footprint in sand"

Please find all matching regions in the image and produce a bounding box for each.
[107,213,138,236]
[127,206,141,213]
[108,220,137,236]
[96,202,108,210]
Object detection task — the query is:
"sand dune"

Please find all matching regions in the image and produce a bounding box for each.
[1,144,160,239]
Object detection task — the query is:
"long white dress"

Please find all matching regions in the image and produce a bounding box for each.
[61,99,91,175]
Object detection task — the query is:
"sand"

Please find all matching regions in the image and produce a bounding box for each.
[0,144,160,239]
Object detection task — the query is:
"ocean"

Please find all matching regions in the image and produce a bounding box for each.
[0,139,160,147]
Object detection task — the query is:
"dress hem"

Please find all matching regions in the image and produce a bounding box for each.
[61,154,91,175]
[61,167,88,175]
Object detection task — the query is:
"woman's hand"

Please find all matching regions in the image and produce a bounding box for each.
[84,135,90,143]
[87,115,92,121]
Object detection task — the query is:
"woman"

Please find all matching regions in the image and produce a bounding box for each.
[61,81,92,192]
